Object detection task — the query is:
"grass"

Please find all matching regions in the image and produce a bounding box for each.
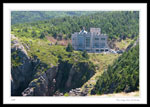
[115,38,134,50]
[89,53,120,72]
[11,50,23,67]
[80,53,120,94]
[11,35,91,75]
[19,37,68,67]
[64,92,69,96]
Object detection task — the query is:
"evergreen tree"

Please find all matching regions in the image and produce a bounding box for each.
[66,43,73,52]
[92,44,139,95]
[32,31,37,37]
[39,32,45,39]
[82,50,89,59]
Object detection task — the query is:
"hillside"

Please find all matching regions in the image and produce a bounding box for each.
[91,43,139,95]
[11,11,139,96]
[11,35,96,96]
[11,11,139,41]
[11,11,97,24]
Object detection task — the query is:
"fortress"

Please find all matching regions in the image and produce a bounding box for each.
[71,28,109,53]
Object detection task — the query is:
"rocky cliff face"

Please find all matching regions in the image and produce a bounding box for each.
[22,66,58,96]
[11,35,39,96]
[55,61,95,92]
[11,35,95,96]
[22,60,95,96]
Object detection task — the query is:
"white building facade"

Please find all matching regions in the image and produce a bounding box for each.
[71,28,109,53]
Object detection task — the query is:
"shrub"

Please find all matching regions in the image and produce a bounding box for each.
[82,50,89,59]
[66,43,73,52]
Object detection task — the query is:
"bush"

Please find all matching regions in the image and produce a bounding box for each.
[64,92,69,96]
[82,50,89,59]
[39,32,45,39]
[66,43,73,52]
[92,44,139,95]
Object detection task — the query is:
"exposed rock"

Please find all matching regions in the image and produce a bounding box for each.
[55,61,95,93]
[53,91,64,96]
[22,60,95,96]
[125,38,139,52]
[22,87,34,96]
[11,35,95,96]
[22,66,58,96]
[11,36,38,96]
[107,39,117,49]
[65,65,76,88]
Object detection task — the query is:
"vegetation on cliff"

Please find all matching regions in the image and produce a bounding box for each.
[91,44,139,95]
[11,11,139,96]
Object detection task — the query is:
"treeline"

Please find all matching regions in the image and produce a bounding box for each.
[11,11,97,25]
[11,11,139,40]
[91,44,139,95]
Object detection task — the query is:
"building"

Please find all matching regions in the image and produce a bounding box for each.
[71,28,109,53]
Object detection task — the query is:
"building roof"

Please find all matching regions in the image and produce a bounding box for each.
[79,29,88,34]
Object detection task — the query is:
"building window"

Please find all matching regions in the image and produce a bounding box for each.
[96,49,99,52]
[95,38,99,40]
[100,43,105,48]
[95,43,99,48]
[101,38,105,40]
[86,37,90,47]
[100,49,104,52]
[78,36,84,48]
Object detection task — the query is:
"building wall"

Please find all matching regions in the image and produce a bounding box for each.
[72,28,109,53]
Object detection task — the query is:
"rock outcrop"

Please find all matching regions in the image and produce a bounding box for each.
[22,66,58,96]
[11,35,39,96]
[22,61,95,96]
[11,35,95,96]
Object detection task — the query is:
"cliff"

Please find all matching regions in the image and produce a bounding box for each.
[11,35,95,96]
[22,60,95,96]
[11,35,39,95]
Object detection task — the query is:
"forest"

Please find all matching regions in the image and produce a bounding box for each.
[11,11,139,40]
[11,11,97,24]
[91,44,139,95]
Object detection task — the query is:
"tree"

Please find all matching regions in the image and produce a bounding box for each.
[91,44,139,95]
[55,41,58,45]
[39,32,45,39]
[23,28,28,32]
[32,31,37,37]
[82,50,89,59]
[66,43,73,52]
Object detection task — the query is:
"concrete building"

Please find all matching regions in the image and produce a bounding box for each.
[71,28,109,53]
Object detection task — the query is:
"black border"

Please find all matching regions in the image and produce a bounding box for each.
[2,1,149,105]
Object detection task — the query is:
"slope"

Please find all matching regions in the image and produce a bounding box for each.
[91,43,139,95]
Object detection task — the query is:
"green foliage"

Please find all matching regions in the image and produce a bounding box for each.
[64,92,69,96]
[92,44,139,95]
[11,11,97,24]
[31,31,37,37]
[82,50,89,59]
[39,32,45,39]
[66,43,73,52]
[11,11,139,40]
[11,50,22,67]
[12,36,95,81]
